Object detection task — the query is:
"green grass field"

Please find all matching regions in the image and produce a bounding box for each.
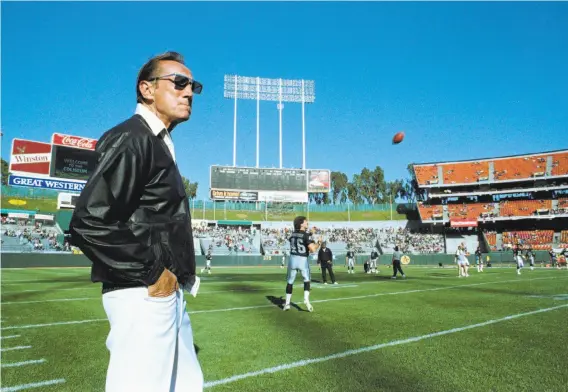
[1,265,567,392]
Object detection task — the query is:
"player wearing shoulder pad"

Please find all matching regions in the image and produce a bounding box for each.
[514,246,523,275]
[346,249,355,274]
[370,248,379,274]
[201,250,212,274]
[284,216,321,312]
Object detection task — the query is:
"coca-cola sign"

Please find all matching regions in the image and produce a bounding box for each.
[52,133,97,151]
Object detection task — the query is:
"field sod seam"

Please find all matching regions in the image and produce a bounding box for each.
[203,303,568,389]
[0,378,66,392]
[1,359,46,368]
[2,275,566,330]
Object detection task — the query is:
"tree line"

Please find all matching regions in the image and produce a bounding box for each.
[309,164,425,205]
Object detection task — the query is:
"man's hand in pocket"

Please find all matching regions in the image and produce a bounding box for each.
[148,268,179,297]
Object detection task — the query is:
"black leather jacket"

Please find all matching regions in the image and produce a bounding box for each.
[69,115,196,290]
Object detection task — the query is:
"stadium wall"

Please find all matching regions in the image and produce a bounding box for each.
[0,252,554,269]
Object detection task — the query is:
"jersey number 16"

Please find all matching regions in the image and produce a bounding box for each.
[291,237,307,254]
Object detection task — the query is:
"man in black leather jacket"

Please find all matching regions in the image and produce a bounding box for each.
[69,51,204,392]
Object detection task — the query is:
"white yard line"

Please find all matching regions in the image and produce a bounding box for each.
[1,359,46,368]
[1,320,107,331]
[2,297,97,305]
[204,303,568,388]
[0,346,31,352]
[0,378,66,392]
[2,276,564,330]
[1,335,21,340]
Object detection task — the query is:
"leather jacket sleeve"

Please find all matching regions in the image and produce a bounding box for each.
[69,139,163,285]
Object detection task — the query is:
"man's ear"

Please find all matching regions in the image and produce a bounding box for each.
[138,80,155,102]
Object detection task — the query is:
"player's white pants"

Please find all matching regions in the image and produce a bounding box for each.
[206,261,211,268]
[287,255,311,283]
[102,287,203,392]
[369,260,377,270]
[517,257,524,269]
[348,259,354,268]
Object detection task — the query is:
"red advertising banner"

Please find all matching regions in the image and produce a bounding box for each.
[450,219,478,228]
[10,139,52,175]
[52,133,97,151]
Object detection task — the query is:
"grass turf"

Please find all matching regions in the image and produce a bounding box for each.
[1,266,567,391]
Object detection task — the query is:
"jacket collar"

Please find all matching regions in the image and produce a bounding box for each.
[135,103,168,137]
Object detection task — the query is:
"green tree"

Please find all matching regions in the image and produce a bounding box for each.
[1,158,10,185]
[181,176,198,199]
[330,171,349,204]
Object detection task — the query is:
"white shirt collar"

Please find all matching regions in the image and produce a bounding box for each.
[135,103,168,137]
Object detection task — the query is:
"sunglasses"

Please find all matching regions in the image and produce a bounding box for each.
[148,73,203,94]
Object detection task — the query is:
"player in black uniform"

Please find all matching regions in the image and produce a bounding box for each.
[284,216,322,312]
[369,248,379,274]
[201,250,212,274]
[346,249,355,274]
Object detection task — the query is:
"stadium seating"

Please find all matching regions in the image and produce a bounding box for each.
[499,199,552,217]
[415,151,568,186]
[502,230,554,250]
[442,161,490,184]
[447,203,495,220]
[551,151,568,176]
[484,231,497,250]
[414,165,439,185]
[493,155,548,181]
[561,231,568,247]
[417,203,443,220]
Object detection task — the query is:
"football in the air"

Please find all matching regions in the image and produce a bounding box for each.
[392,131,405,144]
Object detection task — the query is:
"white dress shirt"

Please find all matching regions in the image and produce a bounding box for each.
[135,103,176,162]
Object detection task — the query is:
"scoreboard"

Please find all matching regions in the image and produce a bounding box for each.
[210,166,330,202]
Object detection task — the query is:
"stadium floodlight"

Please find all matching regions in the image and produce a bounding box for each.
[224,75,316,169]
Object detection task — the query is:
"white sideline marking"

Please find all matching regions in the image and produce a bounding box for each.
[2,297,97,305]
[204,304,568,388]
[1,335,20,340]
[1,346,31,352]
[1,319,107,331]
[2,276,565,329]
[1,359,46,368]
[0,378,66,392]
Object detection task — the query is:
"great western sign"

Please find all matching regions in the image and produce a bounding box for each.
[8,175,85,193]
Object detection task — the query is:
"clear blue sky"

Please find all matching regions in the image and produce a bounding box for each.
[2,2,567,200]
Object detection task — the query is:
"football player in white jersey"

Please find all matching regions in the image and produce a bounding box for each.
[284,216,322,312]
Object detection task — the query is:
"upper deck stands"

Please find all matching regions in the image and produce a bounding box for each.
[414,150,568,187]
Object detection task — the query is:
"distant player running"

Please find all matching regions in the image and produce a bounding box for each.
[475,246,483,272]
[201,250,212,274]
[346,249,355,274]
[457,244,469,277]
[283,216,322,312]
[526,247,535,271]
[514,246,524,275]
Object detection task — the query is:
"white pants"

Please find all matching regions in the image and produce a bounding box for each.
[369,259,377,269]
[348,259,354,267]
[102,287,203,392]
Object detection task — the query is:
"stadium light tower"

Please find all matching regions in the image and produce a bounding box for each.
[224,75,316,169]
